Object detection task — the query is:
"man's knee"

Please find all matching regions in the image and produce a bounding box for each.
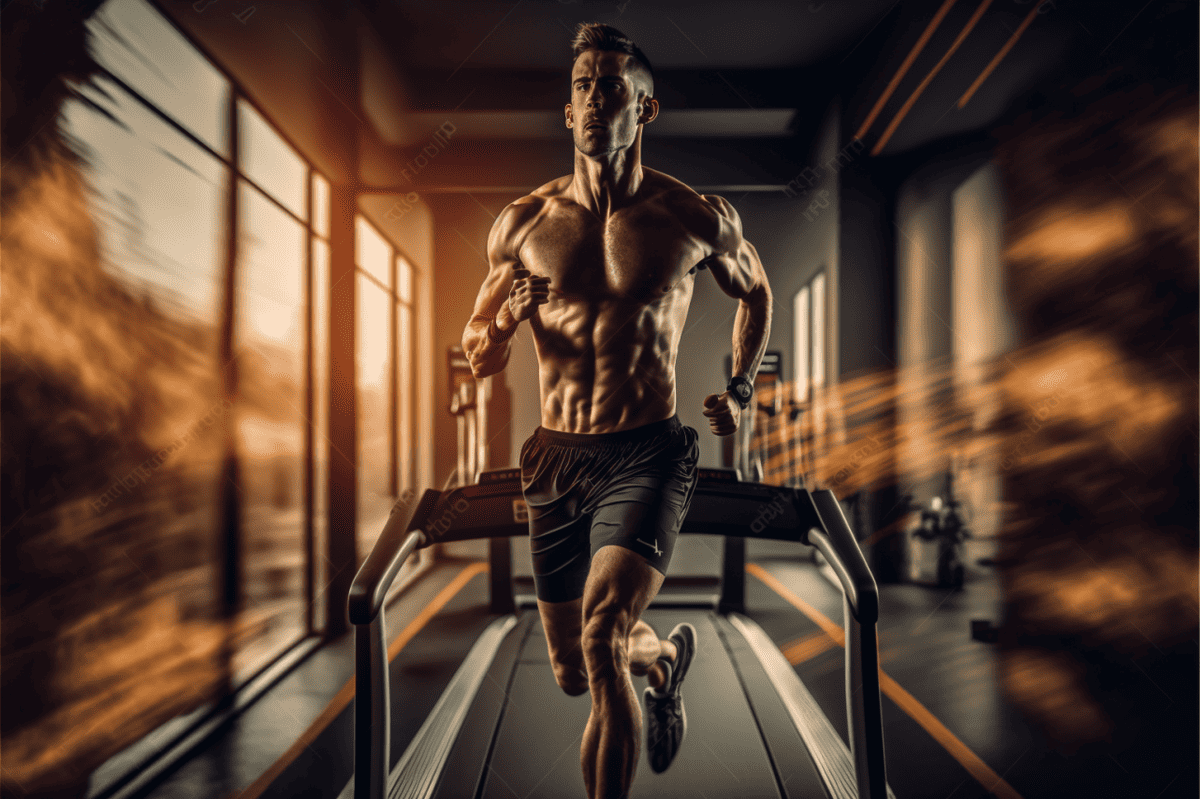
[553,662,589,696]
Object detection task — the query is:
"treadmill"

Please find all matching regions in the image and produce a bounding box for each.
[344,467,895,799]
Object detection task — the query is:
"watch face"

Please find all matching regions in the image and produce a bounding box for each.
[736,383,751,398]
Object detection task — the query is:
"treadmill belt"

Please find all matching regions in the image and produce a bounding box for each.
[478,609,783,799]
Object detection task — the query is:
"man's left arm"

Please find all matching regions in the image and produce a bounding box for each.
[696,194,773,436]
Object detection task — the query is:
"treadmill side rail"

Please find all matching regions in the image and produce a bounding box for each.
[728,614,897,799]
[387,616,518,799]
[346,615,518,799]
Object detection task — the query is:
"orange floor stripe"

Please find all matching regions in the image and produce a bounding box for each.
[235,562,488,799]
[782,630,841,665]
[878,670,1025,799]
[747,562,1025,799]
[747,563,845,645]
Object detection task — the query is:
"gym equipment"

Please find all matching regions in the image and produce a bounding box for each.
[344,467,895,799]
[446,345,489,488]
[906,470,971,589]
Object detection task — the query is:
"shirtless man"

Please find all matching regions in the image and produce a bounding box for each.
[462,23,772,799]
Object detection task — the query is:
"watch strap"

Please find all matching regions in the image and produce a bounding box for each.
[726,376,753,409]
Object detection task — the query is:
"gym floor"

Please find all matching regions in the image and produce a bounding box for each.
[120,535,1196,799]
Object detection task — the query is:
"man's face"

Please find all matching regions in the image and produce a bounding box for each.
[566,50,654,157]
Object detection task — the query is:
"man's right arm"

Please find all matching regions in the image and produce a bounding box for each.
[462,202,528,379]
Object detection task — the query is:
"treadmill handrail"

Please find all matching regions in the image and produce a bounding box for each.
[390,477,879,623]
[805,490,879,625]
[348,489,439,625]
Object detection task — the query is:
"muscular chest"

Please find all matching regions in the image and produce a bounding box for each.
[519,203,702,302]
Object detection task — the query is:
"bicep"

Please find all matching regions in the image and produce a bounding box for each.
[707,238,769,301]
[471,206,522,319]
[687,192,757,297]
[697,193,743,257]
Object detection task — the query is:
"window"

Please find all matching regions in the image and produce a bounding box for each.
[793,270,826,404]
[234,178,308,678]
[353,218,419,557]
[49,0,235,787]
[39,1,339,791]
[238,99,308,219]
[65,74,226,320]
[357,217,394,556]
[793,286,810,404]
[311,174,331,631]
[396,257,415,495]
[88,0,229,155]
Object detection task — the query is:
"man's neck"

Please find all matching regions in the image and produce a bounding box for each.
[571,140,644,218]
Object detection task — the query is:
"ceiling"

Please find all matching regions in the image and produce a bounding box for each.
[350,0,1193,186]
[367,0,902,72]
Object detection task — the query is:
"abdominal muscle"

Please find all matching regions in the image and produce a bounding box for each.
[531,284,691,435]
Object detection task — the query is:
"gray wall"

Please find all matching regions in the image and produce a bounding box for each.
[895,144,1004,507]
[428,193,519,486]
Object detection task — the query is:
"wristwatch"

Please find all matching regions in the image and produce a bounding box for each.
[726,375,753,409]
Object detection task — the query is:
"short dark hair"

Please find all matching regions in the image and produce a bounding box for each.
[570,22,654,96]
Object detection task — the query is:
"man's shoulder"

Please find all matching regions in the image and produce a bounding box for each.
[641,167,702,204]
[489,178,573,256]
[519,175,578,208]
[498,177,572,225]
[640,168,730,241]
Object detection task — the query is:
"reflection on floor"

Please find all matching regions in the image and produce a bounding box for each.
[121,536,1196,799]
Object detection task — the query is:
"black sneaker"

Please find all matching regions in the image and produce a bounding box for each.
[643,622,696,773]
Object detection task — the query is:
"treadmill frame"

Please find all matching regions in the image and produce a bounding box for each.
[347,467,888,799]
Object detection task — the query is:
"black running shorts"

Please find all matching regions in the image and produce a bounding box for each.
[518,415,701,604]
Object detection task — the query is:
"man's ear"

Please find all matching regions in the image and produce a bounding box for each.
[565,103,574,129]
[639,97,659,126]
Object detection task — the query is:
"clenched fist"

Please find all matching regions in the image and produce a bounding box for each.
[508,265,551,322]
[702,392,741,437]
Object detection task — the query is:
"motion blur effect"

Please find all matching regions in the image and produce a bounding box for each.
[744,77,1199,758]
[1,10,229,799]
[3,2,318,795]
[990,77,1197,753]
[1,0,1196,798]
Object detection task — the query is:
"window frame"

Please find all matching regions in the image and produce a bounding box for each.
[83,0,334,647]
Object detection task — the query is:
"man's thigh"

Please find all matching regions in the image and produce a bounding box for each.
[581,544,666,639]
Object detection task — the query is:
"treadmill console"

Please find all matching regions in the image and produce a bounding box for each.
[697,467,741,482]
[479,467,521,484]
[480,467,740,485]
